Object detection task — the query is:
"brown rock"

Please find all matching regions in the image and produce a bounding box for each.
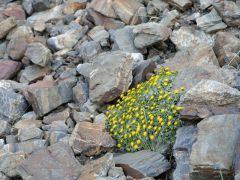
[88,0,116,18]
[69,122,115,156]
[0,17,17,39]
[3,5,26,20]
[0,60,22,80]
[63,1,87,14]
[43,108,70,124]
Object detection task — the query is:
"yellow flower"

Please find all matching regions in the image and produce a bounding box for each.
[148,125,152,130]
[174,121,178,125]
[163,82,168,87]
[131,142,134,147]
[132,120,136,124]
[137,139,141,144]
[168,115,173,120]
[143,132,147,137]
[180,86,185,91]
[150,135,155,140]
[150,95,154,100]
[161,109,165,113]
[171,105,175,109]
[167,121,171,126]
[117,144,122,148]
[134,145,139,149]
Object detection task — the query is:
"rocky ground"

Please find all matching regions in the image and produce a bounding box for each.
[0,0,239,179]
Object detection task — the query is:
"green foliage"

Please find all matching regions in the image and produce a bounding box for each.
[105,67,185,152]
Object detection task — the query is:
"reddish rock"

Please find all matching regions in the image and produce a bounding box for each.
[3,5,26,20]
[0,60,22,80]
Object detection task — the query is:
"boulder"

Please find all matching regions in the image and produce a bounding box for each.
[147,0,169,15]
[69,122,115,156]
[0,120,11,138]
[43,108,70,124]
[89,51,134,104]
[0,60,22,80]
[114,150,170,178]
[3,4,26,20]
[167,0,192,11]
[88,0,116,18]
[88,26,109,47]
[133,22,172,49]
[18,127,43,142]
[32,0,50,12]
[0,17,16,39]
[73,81,89,105]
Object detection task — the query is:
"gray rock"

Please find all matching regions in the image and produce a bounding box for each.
[77,40,102,63]
[43,108,70,124]
[199,0,215,9]
[33,20,46,32]
[88,26,109,47]
[17,142,82,180]
[42,121,69,133]
[69,122,115,156]
[13,116,42,130]
[147,0,169,15]
[111,26,140,53]
[196,9,227,33]
[214,1,240,27]
[18,127,43,142]
[0,17,16,39]
[0,172,9,180]
[0,81,28,122]
[170,26,214,50]
[0,152,26,177]
[32,0,50,12]
[48,131,69,145]
[0,60,22,80]
[168,0,192,11]
[94,113,107,124]
[3,140,47,154]
[0,120,11,138]
[72,111,92,123]
[19,65,50,84]
[89,51,134,104]
[89,0,116,18]
[190,114,240,176]
[24,81,73,117]
[25,43,52,67]
[76,63,93,78]
[5,135,18,144]
[108,167,125,178]
[22,0,34,15]
[47,27,87,51]
[160,10,180,28]
[114,150,170,178]
[73,81,88,105]
[0,41,7,59]
[133,22,172,49]
[180,80,240,120]
[27,5,64,23]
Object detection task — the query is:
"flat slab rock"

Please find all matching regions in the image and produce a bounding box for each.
[114,150,170,178]
[17,142,82,180]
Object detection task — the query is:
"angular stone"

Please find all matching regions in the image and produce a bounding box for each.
[0,152,26,177]
[133,22,172,49]
[89,51,133,104]
[213,31,240,67]
[47,27,87,51]
[112,0,144,24]
[0,172,9,180]
[168,0,192,11]
[190,114,240,177]
[0,120,11,138]
[111,26,140,53]
[170,26,213,50]
[69,122,115,156]
[94,113,107,124]
[73,81,88,105]
[0,60,22,80]
[88,26,109,46]
[214,1,240,27]
[160,10,180,28]
[19,65,50,84]
[48,131,69,145]
[24,81,73,117]
[43,108,70,124]
[147,0,169,15]
[3,5,26,20]
[18,127,43,142]
[78,153,114,180]
[63,1,87,14]
[25,43,52,67]
[0,17,16,39]
[32,0,50,12]
[42,121,69,133]
[17,142,82,180]
[72,111,92,123]
[27,5,64,23]
[0,81,28,122]
[22,0,34,15]
[76,63,93,78]
[33,20,46,32]
[199,0,215,9]
[114,150,170,178]
[180,80,240,119]
[196,9,227,33]
[89,0,116,18]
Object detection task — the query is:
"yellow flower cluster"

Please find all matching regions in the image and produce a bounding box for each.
[105,67,184,152]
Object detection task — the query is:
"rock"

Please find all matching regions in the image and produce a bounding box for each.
[42,121,69,133]
[63,1,86,14]
[89,51,133,104]
[18,127,43,142]
[76,63,93,78]
[173,126,197,180]
[13,112,42,129]
[19,65,50,84]
[196,9,227,33]
[72,111,92,123]
[3,140,47,154]
[33,20,46,32]
[0,42,6,59]
[132,60,156,87]
[24,81,73,117]
[108,167,125,178]
[168,0,192,11]
[32,0,50,12]
[78,153,114,180]
[170,26,214,50]
[112,0,144,24]
[213,1,240,27]
[199,0,215,9]
[25,43,52,67]
[73,81,88,105]
[0,120,11,138]
[94,113,107,124]
[43,108,70,124]
[17,142,82,180]
[0,60,22,80]
[7,26,34,60]
[111,26,140,53]
[69,122,115,156]
[0,152,26,177]
[180,80,240,120]
[27,5,64,23]
[22,0,34,15]
[147,0,169,15]
[133,22,172,49]
[88,26,109,47]
[47,27,87,51]
[190,114,240,178]
[3,5,26,20]
[89,0,116,18]
[114,150,170,178]
[0,81,28,122]
[213,31,240,67]
[0,17,16,39]
[160,10,180,28]
[77,40,102,63]
[0,172,9,180]
[48,131,69,145]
